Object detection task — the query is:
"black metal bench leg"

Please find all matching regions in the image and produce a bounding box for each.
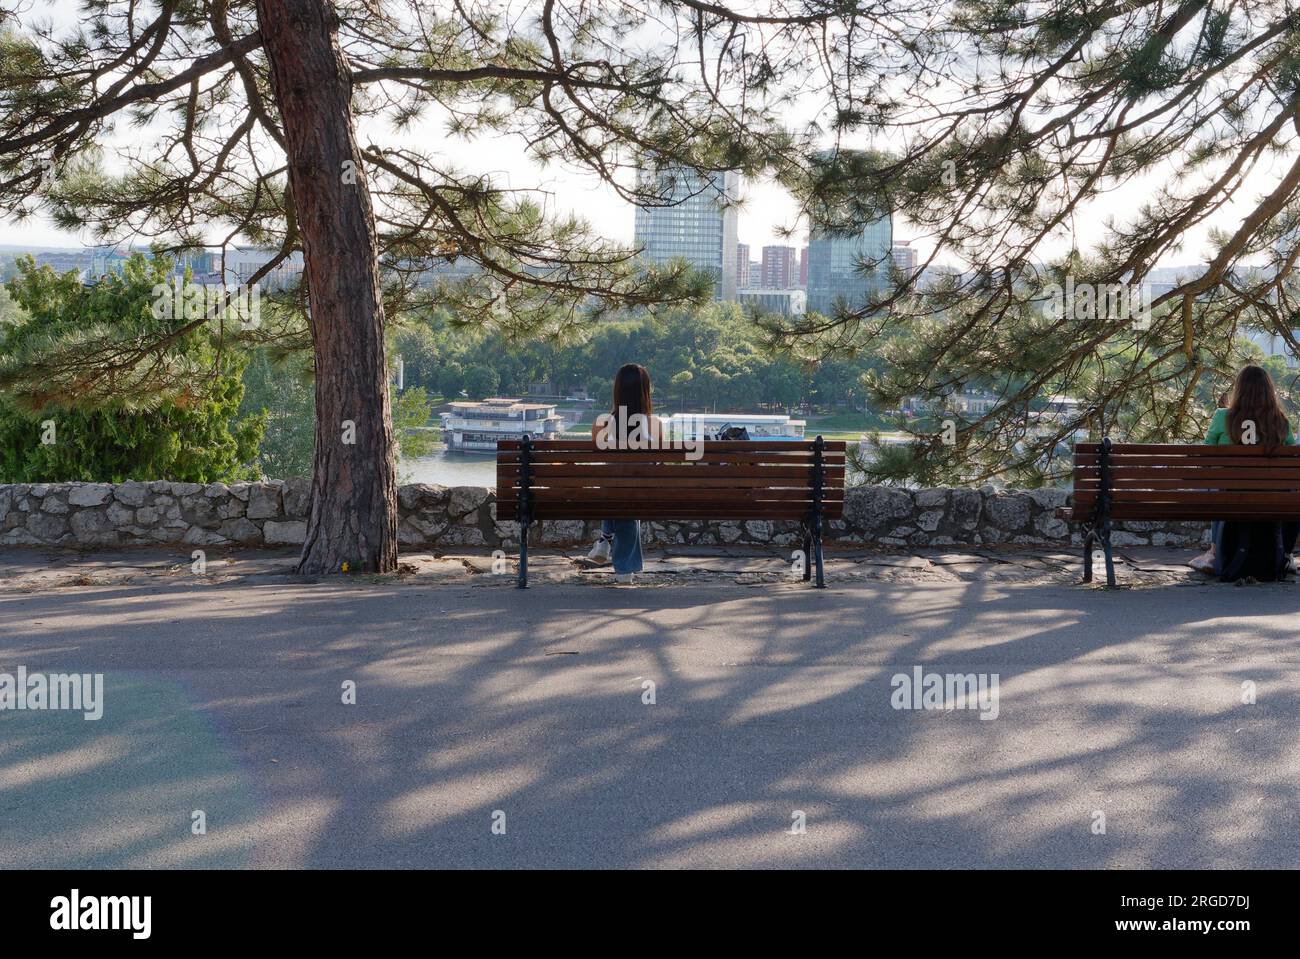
[1082,528,1095,583]
[1094,436,1117,587]
[1100,525,1116,588]
[809,435,827,588]
[802,526,813,582]
[517,520,529,589]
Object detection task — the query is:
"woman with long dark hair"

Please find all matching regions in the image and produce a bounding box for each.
[586,363,661,584]
[1188,365,1295,574]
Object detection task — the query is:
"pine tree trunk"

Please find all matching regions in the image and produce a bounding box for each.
[255,0,398,573]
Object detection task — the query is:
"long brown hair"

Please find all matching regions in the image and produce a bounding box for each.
[611,363,652,420]
[1227,365,1290,446]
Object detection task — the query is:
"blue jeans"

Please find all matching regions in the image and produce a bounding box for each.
[601,519,642,574]
[1211,520,1224,575]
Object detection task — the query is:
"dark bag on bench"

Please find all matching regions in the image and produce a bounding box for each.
[716,425,750,441]
[1218,521,1299,583]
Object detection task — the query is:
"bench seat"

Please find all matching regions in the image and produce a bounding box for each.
[1060,440,1300,584]
[495,437,846,587]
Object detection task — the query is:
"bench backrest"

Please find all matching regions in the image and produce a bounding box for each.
[1073,442,1300,520]
[495,439,846,522]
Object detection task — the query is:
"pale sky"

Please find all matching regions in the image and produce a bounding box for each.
[4,2,1293,268]
[15,115,1283,267]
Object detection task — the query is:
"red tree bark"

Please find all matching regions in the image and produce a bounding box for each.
[254,0,398,573]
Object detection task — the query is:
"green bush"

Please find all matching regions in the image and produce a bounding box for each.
[0,254,263,483]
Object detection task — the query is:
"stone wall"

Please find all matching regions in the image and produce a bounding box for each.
[0,481,1211,551]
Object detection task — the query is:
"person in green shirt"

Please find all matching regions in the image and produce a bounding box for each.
[1188,365,1297,573]
[1204,403,1296,446]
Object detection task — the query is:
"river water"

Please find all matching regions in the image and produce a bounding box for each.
[399,447,497,487]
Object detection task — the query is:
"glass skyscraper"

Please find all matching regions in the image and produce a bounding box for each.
[805,215,893,316]
[803,148,893,316]
[633,165,741,301]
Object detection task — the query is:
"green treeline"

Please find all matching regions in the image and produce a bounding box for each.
[392,302,882,414]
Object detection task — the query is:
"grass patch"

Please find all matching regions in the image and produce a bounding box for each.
[804,410,893,433]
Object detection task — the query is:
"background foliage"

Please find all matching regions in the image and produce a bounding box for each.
[0,254,263,483]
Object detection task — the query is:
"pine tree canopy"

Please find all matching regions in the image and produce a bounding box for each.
[3,1,1300,494]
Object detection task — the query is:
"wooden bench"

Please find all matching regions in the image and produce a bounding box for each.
[495,437,846,588]
[1060,439,1300,585]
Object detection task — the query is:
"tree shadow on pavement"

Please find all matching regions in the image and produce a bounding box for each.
[1,572,1297,868]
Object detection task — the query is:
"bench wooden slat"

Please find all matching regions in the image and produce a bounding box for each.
[1072,490,1300,506]
[496,452,845,466]
[499,464,844,480]
[496,443,847,455]
[1074,459,1300,469]
[498,505,839,520]
[1063,440,1300,585]
[515,487,840,503]
[1074,443,1300,456]
[1074,467,1300,480]
[1076,454,1300,469]
[502,488,846,502]
[1062,501,1300,512]
[521,507,826,520]
[497,475,838,489]
[495,438,844,585]
[1075,477,1300,490]
[497,439,846,452]
[1062,505,1300,521]
[498,500,844,518]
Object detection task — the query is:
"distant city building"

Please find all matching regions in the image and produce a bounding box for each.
[901,386,998,417]
[805,215,893,316]
[5,249,72,276]
[440,398,565,452]
[749,262,761,288]
[412,257,482,287]
[633,164,741,301]
[918,263,962,290]
[1140,265,1193,300]
[1040,395,1082,417]
[85,245,136,277]
[738,288,806,317]
[804,149,893,316]
[760,245,799,289]
[736,243,751,289]
[891,240,918,274]
[799,247,808,286]
[958,389,998,415]
[7,245,232,285]
[220,246,305,291]
[173,249,223,284]
[10,244,135,280]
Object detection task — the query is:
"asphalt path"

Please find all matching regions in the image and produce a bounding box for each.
[1,562,1297,868]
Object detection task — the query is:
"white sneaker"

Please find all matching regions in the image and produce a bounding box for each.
[587,535,612,564]
[615,573,635,585]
